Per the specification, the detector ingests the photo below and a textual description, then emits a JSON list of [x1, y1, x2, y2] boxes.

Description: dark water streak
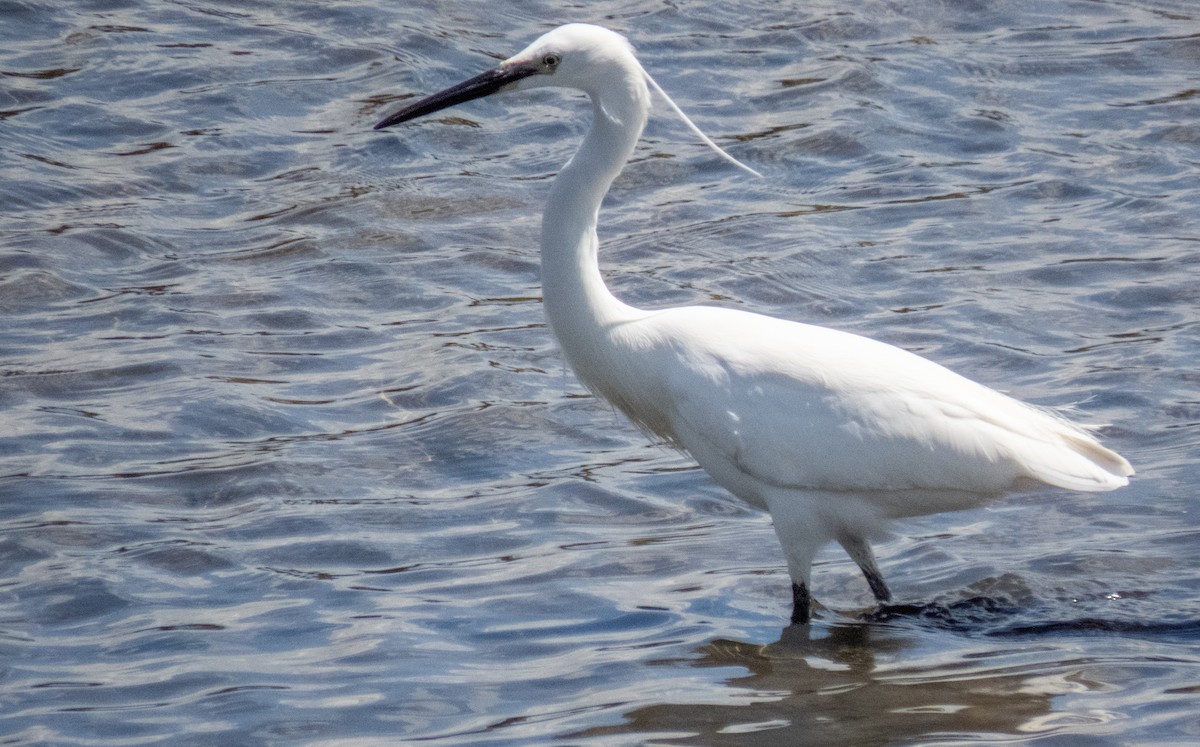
[[1, 0, 1198, 744]]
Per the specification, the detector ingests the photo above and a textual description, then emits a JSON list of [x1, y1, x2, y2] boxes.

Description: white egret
[[374, 24, 1133, 624]]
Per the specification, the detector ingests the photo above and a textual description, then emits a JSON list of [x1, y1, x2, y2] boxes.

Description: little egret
[[374, 24, 1133, 624]]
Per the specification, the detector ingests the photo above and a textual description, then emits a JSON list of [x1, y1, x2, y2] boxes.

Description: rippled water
[[2, 0, 1199, 744]]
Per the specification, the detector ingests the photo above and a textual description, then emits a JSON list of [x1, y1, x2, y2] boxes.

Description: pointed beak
[[374, 63, 541, 130]]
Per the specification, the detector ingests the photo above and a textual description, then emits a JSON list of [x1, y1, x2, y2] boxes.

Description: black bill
[[374, 63, 540, 130]]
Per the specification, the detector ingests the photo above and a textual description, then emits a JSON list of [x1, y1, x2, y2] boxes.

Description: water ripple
[[1, 1, 1197, 744]]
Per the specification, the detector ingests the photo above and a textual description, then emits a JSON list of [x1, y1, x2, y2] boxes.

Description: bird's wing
[[655, 307, 1131, 495]]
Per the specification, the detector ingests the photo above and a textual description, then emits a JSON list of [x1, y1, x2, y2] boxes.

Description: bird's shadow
[[857, 593, 1024, 632], [857, 587, 1200, 641]]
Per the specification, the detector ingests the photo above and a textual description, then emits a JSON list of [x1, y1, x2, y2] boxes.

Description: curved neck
[[540, 83, 648, 350]]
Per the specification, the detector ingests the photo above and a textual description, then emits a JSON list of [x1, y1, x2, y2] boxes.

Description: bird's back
[[606, 305, 1131, 501]]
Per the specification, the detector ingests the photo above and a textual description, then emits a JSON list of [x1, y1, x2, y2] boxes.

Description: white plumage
[[375, 23, 1132, 623]]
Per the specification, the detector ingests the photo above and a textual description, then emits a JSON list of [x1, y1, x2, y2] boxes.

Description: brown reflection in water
[[576, 624, 1051, 746]]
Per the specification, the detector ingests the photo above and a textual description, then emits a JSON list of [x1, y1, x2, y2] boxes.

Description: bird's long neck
[[540, 84, 649, 385]]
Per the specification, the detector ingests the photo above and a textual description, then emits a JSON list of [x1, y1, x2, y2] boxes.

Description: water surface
[[2, 0, 1199, 744]]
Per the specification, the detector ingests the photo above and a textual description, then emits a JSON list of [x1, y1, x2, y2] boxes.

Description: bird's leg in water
[[791, 581, 811, 624], [840, 535, 893, 604], [863, 567, 891, 604]]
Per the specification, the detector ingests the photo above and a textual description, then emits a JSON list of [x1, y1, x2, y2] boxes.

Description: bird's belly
[[674, 425, 770, 511], [675, 408, 1005, 520]]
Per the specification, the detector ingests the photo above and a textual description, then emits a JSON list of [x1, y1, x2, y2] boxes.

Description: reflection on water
[[2, 0, 1199, 744], [587, 614, 1200, 746], [583, 624, 1055, 745]]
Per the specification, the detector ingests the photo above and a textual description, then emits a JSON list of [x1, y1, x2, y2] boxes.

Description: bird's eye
[[542, 53, 561, 68]]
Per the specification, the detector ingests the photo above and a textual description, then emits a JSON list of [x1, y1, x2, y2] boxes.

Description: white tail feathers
[[1012, 420, 1133, 493], [1051, 430, 1134, 491]]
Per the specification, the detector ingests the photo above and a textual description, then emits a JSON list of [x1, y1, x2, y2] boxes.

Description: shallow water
[[2, 0, 1198, 744]]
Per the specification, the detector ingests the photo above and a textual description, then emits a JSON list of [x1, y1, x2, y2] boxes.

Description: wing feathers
[[649, 307, 1131, 496]]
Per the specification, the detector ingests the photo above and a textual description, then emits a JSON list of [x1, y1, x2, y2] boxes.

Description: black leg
[[791, 581, 811, 624], [862, 566, 892, 603], [839, 535, 893, 604]]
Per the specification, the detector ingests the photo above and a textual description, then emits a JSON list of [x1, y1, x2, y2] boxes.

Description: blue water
[[2, 0, 1198, 744]]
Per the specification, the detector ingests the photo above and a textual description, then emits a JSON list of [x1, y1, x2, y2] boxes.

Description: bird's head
[[373, 24, 761, 177], [505, 24, 641, 96], [374, 24, 639, 130]]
